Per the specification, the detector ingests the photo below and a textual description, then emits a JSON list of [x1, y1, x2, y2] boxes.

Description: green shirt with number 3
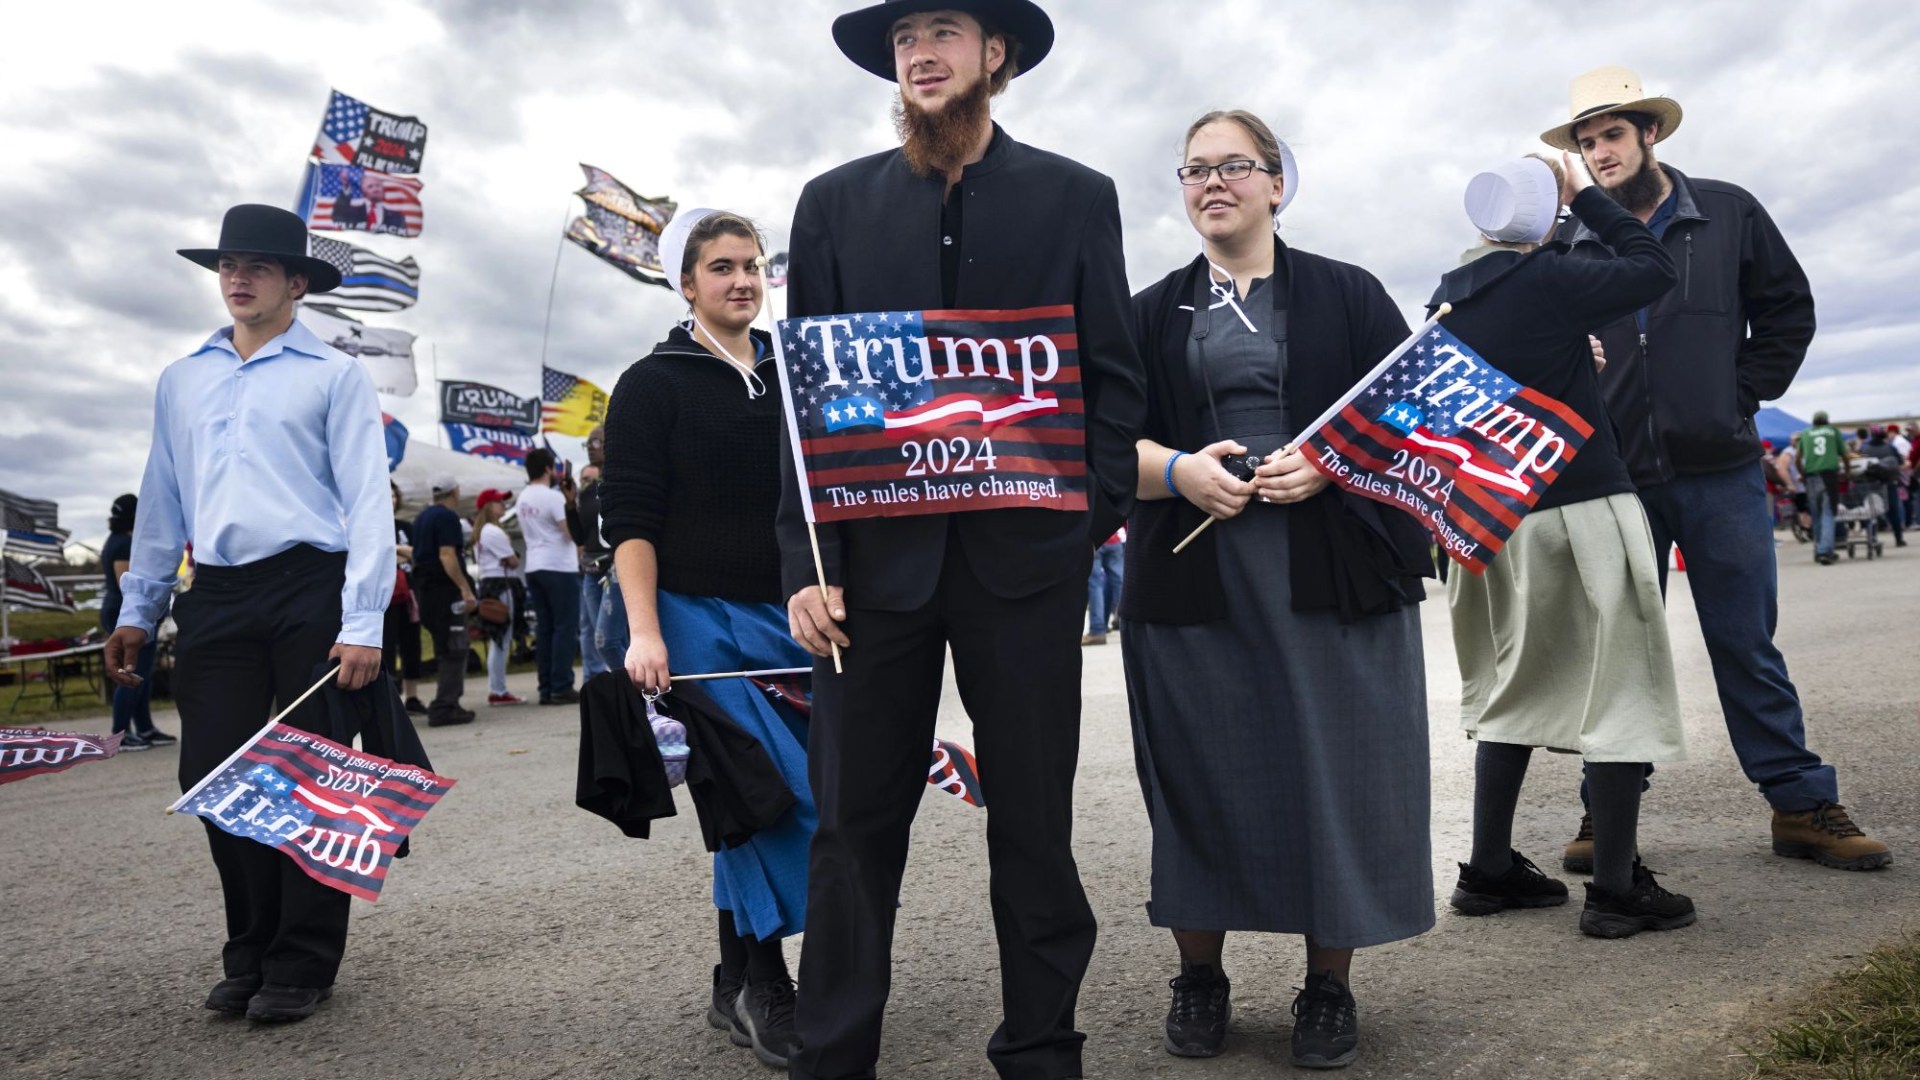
[[1797, 424, 1844, 474]]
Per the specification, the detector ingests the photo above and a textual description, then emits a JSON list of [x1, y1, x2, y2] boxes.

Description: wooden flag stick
[[1171, 303, 1453, 556], [167, 663, 341, 815], [669, 666, 813, 683], [807, 521, 843, 674]]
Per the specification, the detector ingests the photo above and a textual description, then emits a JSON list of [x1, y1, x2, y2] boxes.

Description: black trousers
[[382, 595, 422, 682], [173, 545, 353, 989], [791, 540, 1096, 1080], [416, 577, 470, 719]]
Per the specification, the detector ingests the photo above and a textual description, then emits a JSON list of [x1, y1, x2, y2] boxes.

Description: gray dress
[[1122, 275, 1434, 948]]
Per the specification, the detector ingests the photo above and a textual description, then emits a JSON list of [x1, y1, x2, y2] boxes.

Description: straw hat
[[1540, 65, 1683, 152]]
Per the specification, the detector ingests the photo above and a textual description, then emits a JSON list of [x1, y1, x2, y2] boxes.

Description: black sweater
[[1124, 240, 1434, 626], [598, 326, 785, 604], [1427, 186, 1677, 512]]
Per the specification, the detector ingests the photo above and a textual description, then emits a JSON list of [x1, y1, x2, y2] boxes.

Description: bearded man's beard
[[893, 71, 993, 177], [1601, 150, 1666, 214]]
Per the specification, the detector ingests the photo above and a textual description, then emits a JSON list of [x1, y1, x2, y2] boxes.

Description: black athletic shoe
[[427, 708, 475, 727], [245, 983, 332, 1022], [1163, 965, 1231, 1058], [1579, 861, 1697, 939], [1450, 850, 1570, 915], [735, 975, 798, 1068], [139, 728, 178, 747], [707, 965, 750, 1048], [539, 690, 580, 706], [404, 696, 429, 715], [203, 973, 262, 1014], [117, 731, 152, 752], [1291, 972, 1359, 1069]]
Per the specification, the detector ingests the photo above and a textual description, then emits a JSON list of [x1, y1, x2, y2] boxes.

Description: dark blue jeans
[[111, 639, 158, 735], [1086, 542, 1124, 633], [1586, 462, 1838, 812], [527, 570, 581, 697]]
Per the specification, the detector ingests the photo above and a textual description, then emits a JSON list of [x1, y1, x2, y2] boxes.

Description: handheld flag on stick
[[540, 366, 610, 436], [0, 728, 123, 784], [170, 667, 456, 902], [740, 673, 983, 807]]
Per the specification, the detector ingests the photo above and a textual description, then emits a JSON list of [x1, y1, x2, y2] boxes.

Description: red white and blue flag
[[747, 676, 984, 808], [0, 727, 123, 785], [774, 305, 1085, 521], [311, 89, 428, 174], [1301, 322, 1592, 573], [298, 164, 424, 238], [173, 724, 455, 902], [443, 423, 538, 468]]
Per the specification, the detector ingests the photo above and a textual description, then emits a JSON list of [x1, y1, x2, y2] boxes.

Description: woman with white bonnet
[[596, 208, 815, 1067], [1431, 153, 1694, 938], [1123, 109, 1438, 1070]]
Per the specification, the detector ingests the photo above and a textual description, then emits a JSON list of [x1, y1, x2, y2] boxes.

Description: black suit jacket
[[776, 125, 1147, 611]]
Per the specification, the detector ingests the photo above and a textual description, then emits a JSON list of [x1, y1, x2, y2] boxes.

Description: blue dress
[[656, 589, 814, 941]]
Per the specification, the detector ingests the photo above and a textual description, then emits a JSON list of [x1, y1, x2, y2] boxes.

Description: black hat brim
[[833, 0, 1054, 82], [177, 248, 343, 294]]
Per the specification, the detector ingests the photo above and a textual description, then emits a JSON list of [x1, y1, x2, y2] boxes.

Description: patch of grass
[[1745, 933, 1920, 1080]]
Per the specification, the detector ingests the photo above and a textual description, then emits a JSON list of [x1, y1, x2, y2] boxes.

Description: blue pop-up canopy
[[1754, 406, 1809, 447]]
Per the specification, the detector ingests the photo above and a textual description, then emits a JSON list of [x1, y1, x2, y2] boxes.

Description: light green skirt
[[1448, 493, 1685, 763]]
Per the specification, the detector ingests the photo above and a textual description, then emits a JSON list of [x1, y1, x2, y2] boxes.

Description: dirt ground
[[3, 537, 1915, 1079]]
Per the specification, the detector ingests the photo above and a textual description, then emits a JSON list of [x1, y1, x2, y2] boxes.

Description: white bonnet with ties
[[657, 206, 719, 291], [1464, 158, 1559, 245]]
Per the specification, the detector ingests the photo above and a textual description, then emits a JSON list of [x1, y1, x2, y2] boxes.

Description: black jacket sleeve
[[776, 180, 845, 599], [1544, 187, 1678, 332], [1734, 193, 1815, 412], [599, 364, 675, 549], [1076, 177, 1148, 545]]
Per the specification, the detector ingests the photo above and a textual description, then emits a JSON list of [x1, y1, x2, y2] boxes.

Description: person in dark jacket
[[100, 494, 177, 749], [599, 208, 814, 1070], [1434, 154, 1696, 940], [773, 3, 1146, 1078], [1544, 65, 1890, 872], [1123, 109, 1432, 1071]]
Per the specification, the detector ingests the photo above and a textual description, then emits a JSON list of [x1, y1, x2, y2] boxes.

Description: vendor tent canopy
[[1755, 407, 1809, 448], [389, 440, 526, 515]]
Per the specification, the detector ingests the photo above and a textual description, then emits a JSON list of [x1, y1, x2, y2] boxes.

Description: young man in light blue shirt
[[103, 204, 395, 1023]]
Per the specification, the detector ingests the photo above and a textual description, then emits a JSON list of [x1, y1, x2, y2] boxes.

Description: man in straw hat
[[1544, 68, 1891, 874], [103, 203, 396, 1022], [775, 2, 1145, 1076]]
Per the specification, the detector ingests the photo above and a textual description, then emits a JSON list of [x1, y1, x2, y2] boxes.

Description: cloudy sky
[[3, 0, 1915, 551]]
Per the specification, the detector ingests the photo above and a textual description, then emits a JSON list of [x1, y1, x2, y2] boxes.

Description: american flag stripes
[[308, 236, 420, 312], [298, 164, 424, 238], [1301, 321, 1592, 572], [774, 306, 1087, 522], [0, 728, 123, 785], [311, 89, 428, 174], [175, 723, 455, 902]]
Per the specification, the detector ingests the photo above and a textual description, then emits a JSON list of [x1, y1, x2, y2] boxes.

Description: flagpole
[[537, 197, 573, 391], [669, 666, 812, 683], [166, 664, 341, 814], [432, 344, 444, 448], [1173, 304, 1452, 555]]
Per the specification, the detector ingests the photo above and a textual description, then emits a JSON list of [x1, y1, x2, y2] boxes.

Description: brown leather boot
[[1771, 803, 1893, 870], [1562, 812, 1594, 874]]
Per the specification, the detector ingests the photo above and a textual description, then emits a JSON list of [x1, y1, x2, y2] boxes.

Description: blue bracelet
[[1165, 451, 1187, 497]]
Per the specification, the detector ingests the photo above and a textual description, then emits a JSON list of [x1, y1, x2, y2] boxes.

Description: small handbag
[[475, 597, 511, 625]]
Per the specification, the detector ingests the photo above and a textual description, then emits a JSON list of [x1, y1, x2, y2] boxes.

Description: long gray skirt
[[1123, 497, 1434, 948]]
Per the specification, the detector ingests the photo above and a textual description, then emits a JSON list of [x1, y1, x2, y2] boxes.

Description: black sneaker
[[427, 708, 475, 727], [734, 975, 798, 1068], [139, 728, 178, 747], [404, 696, 429, 715], [1579, 861, 1696, 939], [117, 732, 152, 752], [1163, 964, 1231, 1057], [203, 973, 262, 1014], [1290, 972, 1358, 1070], [540, 689, 581, 706], [707, 966, 750, 1048], [1450, 850, 1570, 915]]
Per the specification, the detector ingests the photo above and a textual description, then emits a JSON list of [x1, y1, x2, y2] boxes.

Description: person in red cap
[[473, 488, 524, 705]]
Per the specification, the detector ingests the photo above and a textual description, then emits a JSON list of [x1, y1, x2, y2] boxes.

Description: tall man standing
[[1546, 67, 1891, 871], [777, 4, 1145, 1078], [412, 476, 477, 727], [518, 447, 582, 705], [103, 204, 394, 1021]]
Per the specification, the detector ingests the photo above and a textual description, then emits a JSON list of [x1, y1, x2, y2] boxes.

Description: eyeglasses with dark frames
[[1176, 159, 1276, 186]]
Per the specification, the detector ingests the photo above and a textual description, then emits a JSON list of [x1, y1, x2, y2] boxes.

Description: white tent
[[389, 441, 526, 514]]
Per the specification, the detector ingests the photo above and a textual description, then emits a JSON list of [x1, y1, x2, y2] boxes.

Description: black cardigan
[[1122, 240, 1433, 626]]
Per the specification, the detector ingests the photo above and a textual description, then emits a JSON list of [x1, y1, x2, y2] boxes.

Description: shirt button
[[942, 236, 953, 246], [229, 411, 237, 419], [235, 371, 243, 378]]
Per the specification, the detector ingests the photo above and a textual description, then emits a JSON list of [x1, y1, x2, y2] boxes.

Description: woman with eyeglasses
[[597, 208, 813, 1070], [1121, 110, 1436, 1070]]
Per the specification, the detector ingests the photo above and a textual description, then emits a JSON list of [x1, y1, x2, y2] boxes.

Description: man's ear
[[1644, 123, 1659, 147], [289, 272, 309, 301], [984, 33, 1006, 76]]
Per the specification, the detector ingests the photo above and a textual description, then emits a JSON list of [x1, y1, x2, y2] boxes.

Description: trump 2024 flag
[[0, 728, 122, 784], [1301, 322, 1592, 573], [173, 724, 454, 902], [774, 306, 1086, 521]]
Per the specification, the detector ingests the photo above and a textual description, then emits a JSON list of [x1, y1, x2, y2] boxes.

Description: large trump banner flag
[[1299, 317, 1593, 573], [774, 305, 1086, 522]]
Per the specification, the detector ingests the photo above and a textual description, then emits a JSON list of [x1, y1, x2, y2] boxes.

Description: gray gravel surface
[[3, 539, 1915, 1079]]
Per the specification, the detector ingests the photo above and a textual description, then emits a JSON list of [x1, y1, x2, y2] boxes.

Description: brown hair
[[978, 19, 1021, 95], [1526, 152, 1566, 193], [679, 211, 765, 282], [1183, 109, 1284, 174]]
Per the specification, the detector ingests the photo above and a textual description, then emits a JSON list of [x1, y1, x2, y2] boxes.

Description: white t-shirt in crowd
[[475, 521, 517, 580], [517, 481, 579, 574]]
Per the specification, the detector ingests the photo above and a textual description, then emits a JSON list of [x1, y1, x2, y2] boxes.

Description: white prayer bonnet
[[1273, 138, 1300, 219], [657, 206, 720, 294], [1464, 158, 1558, 245]]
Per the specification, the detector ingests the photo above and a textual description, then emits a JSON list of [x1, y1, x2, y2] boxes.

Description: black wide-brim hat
[[177, 203, 343, 293], [833, 0, 1054, 81]]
